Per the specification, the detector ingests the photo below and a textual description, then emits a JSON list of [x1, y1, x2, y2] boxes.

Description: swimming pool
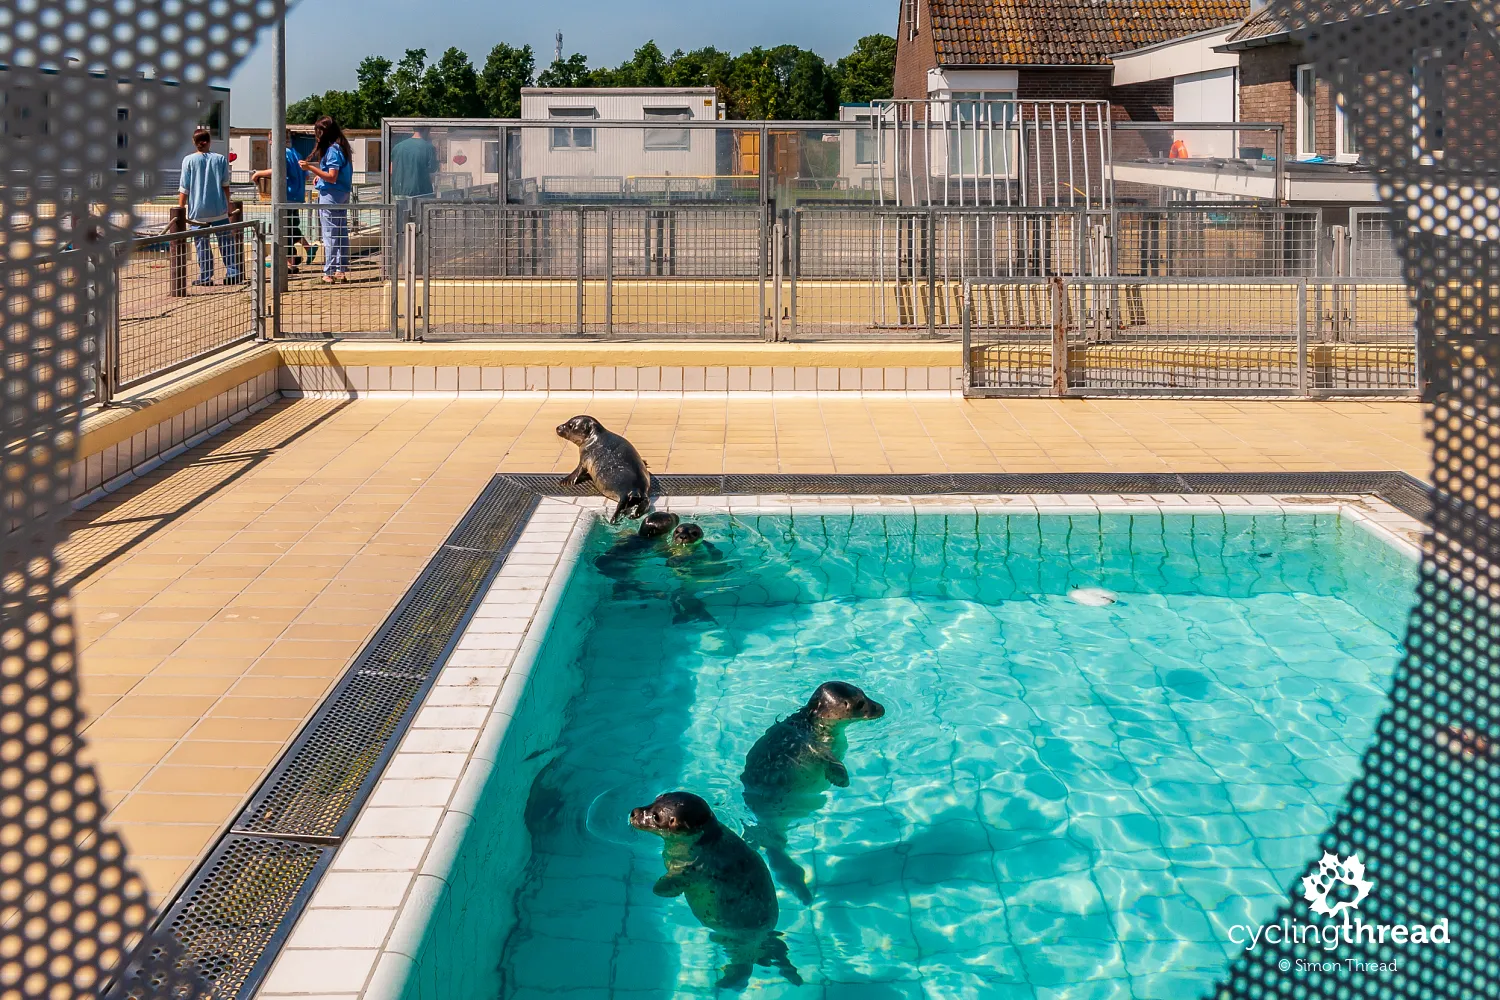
[[393, 506, 1417, 999]]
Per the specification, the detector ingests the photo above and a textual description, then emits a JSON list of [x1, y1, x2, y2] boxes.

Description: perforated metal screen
[[0, 4, 283, 998], [1, 1, 1492, 999], [1213, 0, 1498, 995]]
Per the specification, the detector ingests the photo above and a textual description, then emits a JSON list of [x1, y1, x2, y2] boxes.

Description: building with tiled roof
[[893, 0, 1251, 107]]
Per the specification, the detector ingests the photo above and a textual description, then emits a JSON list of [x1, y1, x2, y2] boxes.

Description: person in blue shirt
[[177, 126, 242, 286], [250, 130, 312, 272], [300, 115, 353, 283]]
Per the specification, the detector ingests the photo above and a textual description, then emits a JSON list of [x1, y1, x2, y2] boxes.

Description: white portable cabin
[[518, 87, 720, 199]]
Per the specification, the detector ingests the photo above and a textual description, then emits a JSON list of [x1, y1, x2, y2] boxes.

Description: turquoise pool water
[[437, 512, 1417, 999]]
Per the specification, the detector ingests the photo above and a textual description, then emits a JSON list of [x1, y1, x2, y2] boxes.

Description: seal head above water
[[630, 791, 802, 990], [556, 415, 652, 524], [740, 682, 887, 902]]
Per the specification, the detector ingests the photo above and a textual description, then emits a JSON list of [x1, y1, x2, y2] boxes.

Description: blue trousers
[[319, 193, 350, 274], [191, 223, 242, 284]]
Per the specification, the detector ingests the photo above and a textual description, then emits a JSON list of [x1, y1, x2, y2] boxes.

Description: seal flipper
[[610, 494, 649, 524], [716, 960, 753, 992], [760, 934, 803, 987], [745, 824, 812, 904], [652, 873, 688, 897], [671, 594, 717, 626], [824, 758, 851, 788], [561, 463, 592, 488]]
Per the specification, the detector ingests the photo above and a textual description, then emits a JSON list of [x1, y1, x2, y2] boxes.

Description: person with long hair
[[300, 115, 353, 283]]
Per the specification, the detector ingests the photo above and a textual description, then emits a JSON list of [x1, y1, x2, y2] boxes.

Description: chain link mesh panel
[[1, 3, 282, 997], [1214, 0, 1496, 996]]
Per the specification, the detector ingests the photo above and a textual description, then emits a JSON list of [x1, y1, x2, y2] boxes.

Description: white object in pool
[[1069, 587, 1118, 607]]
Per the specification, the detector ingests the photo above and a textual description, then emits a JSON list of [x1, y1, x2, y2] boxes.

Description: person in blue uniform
[[250, 130, 311, 271], [300, 116, 353, 282], [177, 126, 242, 285]]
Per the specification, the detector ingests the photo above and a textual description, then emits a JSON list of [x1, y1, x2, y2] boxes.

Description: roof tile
[[929, 0, 1252, 65]]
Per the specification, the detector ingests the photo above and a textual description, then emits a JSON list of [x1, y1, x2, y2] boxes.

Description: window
[[201, 99, 225, 141], [904, 0, 919, 39], [947, 91, 1016, 176], [853, 114, 879, 165], [483, 140, 501, 174], [643, 107, 692, 151], [549, 107, 596, 150], [1295, 64, 1317, 158], [366, 139, 382, 173], [1335, 93, 1357, 162], [1413, 56, 1447, 160]]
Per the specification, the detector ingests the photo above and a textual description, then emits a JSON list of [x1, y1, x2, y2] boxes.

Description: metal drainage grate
[[112, 476, 537, 999], [123, 470, 1428, 1000], [108, 836, 332, 1000]]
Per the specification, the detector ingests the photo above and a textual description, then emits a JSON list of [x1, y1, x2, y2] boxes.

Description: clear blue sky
[[227, 0, 892, 126]]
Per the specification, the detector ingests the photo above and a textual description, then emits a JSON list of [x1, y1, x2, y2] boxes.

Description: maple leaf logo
[[1301, 852, 1374, 917]]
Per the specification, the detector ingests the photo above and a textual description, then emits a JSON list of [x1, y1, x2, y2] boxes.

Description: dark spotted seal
[[556, 415, 651, 524], [740, 682, 887, 903], [630, 791, 802, 990]]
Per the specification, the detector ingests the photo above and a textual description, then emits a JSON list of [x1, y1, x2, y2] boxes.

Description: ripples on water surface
[[498, 512, 1416, 998]]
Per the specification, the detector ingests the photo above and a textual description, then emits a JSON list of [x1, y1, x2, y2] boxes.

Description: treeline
[[287, 36, 897, 127]]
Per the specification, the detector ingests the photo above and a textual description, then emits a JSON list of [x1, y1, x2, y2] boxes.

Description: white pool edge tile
[[254, 492, 1424, 999]]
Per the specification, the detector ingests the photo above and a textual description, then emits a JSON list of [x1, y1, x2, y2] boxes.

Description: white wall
[[1111, 29, 1238, 85], [1174, 69, 1238, 158], [517, 89, 718, 196]]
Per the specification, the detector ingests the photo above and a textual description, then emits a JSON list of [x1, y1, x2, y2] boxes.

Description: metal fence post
[[1051, 275, 1068, 396], [961, 279, 971, 396], [758, 207, 768, 342], [253, 224, 267, 341], [926, 209, 937, 339], [422, 204, 432, 341], [604, 208, 614, 338], [772, 217, 784, 342], [788, 209, 798, 340], [577, 207, 586, 336], [98, 255, 116, 408], [403, 222, 417, 342], [1297, 279, 1309, 395]]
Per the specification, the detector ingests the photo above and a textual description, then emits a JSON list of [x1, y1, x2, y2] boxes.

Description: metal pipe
[[1065, 103, 1076, 209], [1049, 104, 1060, 206], [270, 1, 286, 334]]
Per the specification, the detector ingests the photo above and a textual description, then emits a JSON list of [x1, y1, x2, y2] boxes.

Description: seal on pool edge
[[556, 414, 651, 524], [630, 791, 803, 990], [740, 681, 887, 903]]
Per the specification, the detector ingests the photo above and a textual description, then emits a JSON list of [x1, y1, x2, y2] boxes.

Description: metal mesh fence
[[421, 203, 766, 338], [114, 222, 262, 389], [964, 276, 1417, 396], [1113, 207, 1321, 277], [1351, 208, 1403, 278], [275, 203, 395, 337]]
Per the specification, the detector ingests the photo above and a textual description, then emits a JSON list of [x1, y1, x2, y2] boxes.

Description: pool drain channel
[[108, 471, 1429, 1000]]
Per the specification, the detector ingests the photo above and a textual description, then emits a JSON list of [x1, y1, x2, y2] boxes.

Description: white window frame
[[1335, 94, 1358, 163], [1295, 64, 1317, 159], [905, 0, 919, 40], [943, 90, 1018, 178], [853, 114, 879, 165], [548, 107, 596, 151], [643, 107, 692, 151]]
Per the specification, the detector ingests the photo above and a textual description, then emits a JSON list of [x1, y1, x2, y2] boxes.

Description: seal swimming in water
[[630, 791, 802, 991], [593, 512, 680, 588], [556, 415, 651, 524], [740, 681, 887, 903]]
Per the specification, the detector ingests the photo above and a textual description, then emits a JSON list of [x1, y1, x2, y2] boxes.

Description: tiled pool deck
[[62, 395, 1426, 904]]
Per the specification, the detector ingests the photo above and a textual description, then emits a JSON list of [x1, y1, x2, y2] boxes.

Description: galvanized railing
[[84, 204, 1416, 401], [97, 220, 266, 405], [961, 275, 1417, 397]]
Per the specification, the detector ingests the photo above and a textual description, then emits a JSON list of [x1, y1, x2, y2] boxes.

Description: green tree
[[424, 47, 483, 117], [786, 49, 838, 120], [355, 55, 395, 125], [836, 34, 897, 105], [391, 48, 430, 116], [537, 52, 590, 88], [479, 43, 534, 117], [287, 89, 365, 126]]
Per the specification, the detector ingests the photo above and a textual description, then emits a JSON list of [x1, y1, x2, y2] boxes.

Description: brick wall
[[893, 0, 938, 101]]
